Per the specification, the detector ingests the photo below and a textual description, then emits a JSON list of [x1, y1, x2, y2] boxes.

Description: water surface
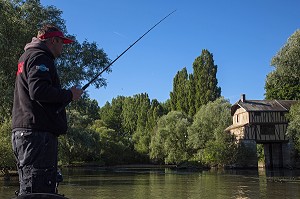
[[1, 167, 300, 199]]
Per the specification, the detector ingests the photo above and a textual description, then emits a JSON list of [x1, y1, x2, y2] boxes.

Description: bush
[[0, 119, 15, 170]]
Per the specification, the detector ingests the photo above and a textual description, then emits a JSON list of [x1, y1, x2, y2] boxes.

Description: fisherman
[[11, 24, 83, 196]]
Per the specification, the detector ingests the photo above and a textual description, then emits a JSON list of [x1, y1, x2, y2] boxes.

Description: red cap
[[38, 31, 74, 44]]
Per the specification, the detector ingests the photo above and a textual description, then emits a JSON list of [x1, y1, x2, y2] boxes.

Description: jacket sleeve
[[27, 55, 73, 103]]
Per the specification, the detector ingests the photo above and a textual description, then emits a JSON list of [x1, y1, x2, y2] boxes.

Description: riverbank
[[0, 161, 260, 179], [60, 160, 211, 170]]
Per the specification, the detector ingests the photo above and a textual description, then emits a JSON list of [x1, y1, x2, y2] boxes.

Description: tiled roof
[[231, 99, 297, 116]]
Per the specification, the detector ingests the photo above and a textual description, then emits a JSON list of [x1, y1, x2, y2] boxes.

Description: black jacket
[[12, 38, 73, 136]]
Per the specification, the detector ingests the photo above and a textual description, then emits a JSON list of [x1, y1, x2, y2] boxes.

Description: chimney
[[241, 94, 246, 102]]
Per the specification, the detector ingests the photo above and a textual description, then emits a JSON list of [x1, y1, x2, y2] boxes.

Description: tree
[[57, 40, 110, 89], [0, 0, 111, 166], [187, 97, 234, 166], [188, 73, 196, 116], [132, 94, 151, 154], [0, 119, 15, 170], [0, 0, 110, 118], [150, 111, 192, 164], [169, 50, 221, 117], [265, 29, 300, 100], [133, 98, 164, 155], [70, 93, 100, 124], [59, 109, 101, 164], [287, 102, 300, 152], [121, 96, 137, 139], [99, 96, 124, 133], [160, 99, 171, 114], [170, 68, 190, 114], [192, 49, 221, 112], [0, 0, 67, 118]]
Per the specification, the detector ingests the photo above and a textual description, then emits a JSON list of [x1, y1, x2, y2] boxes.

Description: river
[[1, 167, 300, 199]]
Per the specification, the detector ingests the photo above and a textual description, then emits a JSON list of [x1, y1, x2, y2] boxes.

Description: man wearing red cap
[[11, 24, 83, 196]]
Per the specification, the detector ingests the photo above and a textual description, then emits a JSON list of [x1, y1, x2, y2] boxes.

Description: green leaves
[[98, 94, 167, 162], [0, 119, 15, 169], [187, 97, 233, 166], [150, 111, 191, 164], [0, 0, 110, 165], [0, 1, 110, 118], [170, 49, 221, 117], [57, 40, 110, 89], [287, 102, 300, 152], [265, 30, 300, 100]]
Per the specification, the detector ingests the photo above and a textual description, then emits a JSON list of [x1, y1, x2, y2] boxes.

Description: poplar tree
[[132, 93, 151, 154], [188, 73, 196, 116], [170, 67, 190, 114], [99, 96, 124, 134], [192, 49, 221, 112]]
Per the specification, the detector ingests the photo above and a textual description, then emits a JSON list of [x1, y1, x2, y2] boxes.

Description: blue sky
[[41, 0, 300, 107]]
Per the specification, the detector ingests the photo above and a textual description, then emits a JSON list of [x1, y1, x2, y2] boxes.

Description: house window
[[236, 115, 239, 123], [260, 125, 275, 135]]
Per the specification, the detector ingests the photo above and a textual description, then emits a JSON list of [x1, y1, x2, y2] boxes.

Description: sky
[[40, 0, 300, 107]]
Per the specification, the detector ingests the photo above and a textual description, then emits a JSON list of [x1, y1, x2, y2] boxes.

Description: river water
[[1, 167, 300, 199]]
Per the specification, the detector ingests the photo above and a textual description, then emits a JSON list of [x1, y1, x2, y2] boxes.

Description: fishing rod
[[56, 10, 176, 114]]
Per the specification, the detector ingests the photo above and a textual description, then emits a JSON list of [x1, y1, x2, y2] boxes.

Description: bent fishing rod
[[57, 10, 176, 114]]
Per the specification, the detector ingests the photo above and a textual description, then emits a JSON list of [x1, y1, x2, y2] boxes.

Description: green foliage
[[134, 99, 165, 155], [68, 93, 100, 125], [150, 111, 192, 164], [98, 94, 168, 164], [188, 74, 196, 116], [160, 99, 171, 114], [59, 110, 101, 164], [131, 93, 151, 154], [256, 144, 265, 163], [187, 97, 233, 166], [170, 68, 190, 114], [192, 49, 221, 112], [99, 96, 124, 133], [0, 0, 110, 166], [122, 96, 139, 136], [287, 102, 300, 152], [170, 49, 221, 117], [89, 119, 135, 165], [57, 40, 110, 89], [200, 137, 236, 166], [0, 119, 15, 169], [0, 0, 66, 118], [0, 0, 110, 118], [265, 30, 300, 100]]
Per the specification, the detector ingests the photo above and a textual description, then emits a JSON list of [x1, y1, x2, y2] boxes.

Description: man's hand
[[70, 86, 83, 100]]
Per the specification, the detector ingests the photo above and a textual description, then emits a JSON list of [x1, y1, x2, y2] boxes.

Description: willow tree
[[265, 30, 300, 100], [150, 111, 192, 164], [187, 97, 234, 166]]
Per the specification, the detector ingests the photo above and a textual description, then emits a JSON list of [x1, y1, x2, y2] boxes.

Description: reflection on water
[[1, 167, 300, 199]]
